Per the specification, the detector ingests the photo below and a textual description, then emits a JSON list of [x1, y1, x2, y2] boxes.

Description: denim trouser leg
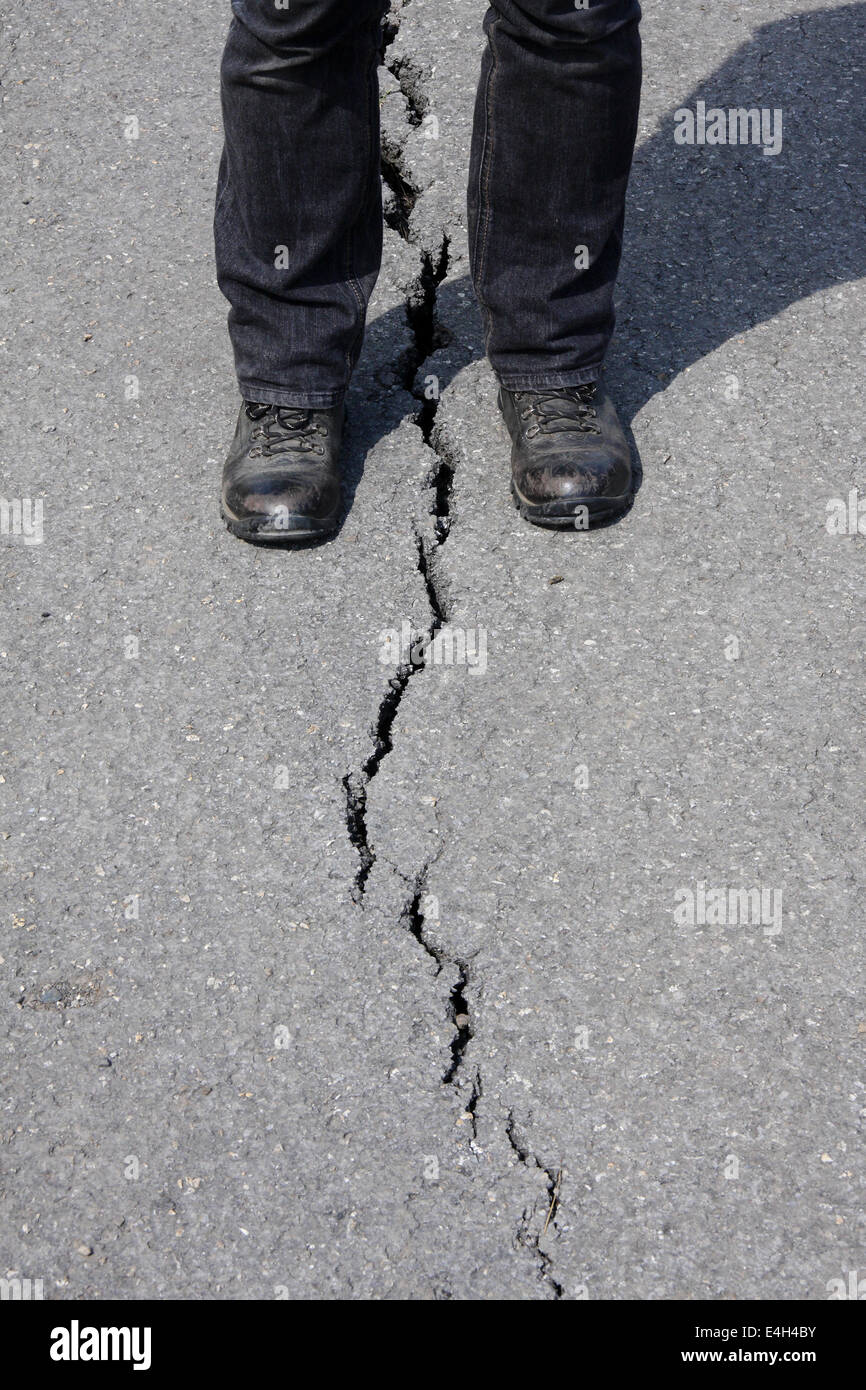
[[468, 0, 643, 388], [215, 0, 388, 408], [215, 0, 642, 403]]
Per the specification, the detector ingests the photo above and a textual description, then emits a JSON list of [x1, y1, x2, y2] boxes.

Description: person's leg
[[215, 0, 389, 409], [467, 0, 642, 528], [216, 0, 388, 542], [468, 0, 642, 388]]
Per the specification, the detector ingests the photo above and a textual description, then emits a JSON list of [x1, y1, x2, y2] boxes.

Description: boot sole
[[510, 480, 633, 529], [220, 504, 338, 543]]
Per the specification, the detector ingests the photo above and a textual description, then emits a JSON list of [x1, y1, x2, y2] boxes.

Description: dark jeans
[[215, 0, 642, 409]]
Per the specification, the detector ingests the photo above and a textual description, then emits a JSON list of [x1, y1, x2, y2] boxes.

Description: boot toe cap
[[516, 452, 630, 505]]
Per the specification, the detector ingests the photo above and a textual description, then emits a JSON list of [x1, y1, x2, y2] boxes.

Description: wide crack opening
[[401, 876, 476, 1092], [442, 967, 472, 1084], [343, 660, 413, 902], [381, 139, 417, 239]]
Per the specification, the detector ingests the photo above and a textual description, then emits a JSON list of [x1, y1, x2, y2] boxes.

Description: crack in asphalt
[[381, 138, 417, 240], [400, 873, 476, 1088], [343, 665, 413, 902], [340, 236, 450, 905], [506, 1111, 565, 1299], [386, 53, 430, 129], [344, 6, 565, 1296], [343, 18, 452, 906]]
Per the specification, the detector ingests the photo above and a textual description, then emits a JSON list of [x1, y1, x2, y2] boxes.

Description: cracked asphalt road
[[1, 0, 865, 1300]]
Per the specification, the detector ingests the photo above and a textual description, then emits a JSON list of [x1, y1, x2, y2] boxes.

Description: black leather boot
[[221, 401, 344, 542], [499, 382, 632, 527]]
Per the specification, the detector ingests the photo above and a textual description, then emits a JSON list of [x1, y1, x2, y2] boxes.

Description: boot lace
[[515, 385, 602, 437], [245, 402, 328, 458]]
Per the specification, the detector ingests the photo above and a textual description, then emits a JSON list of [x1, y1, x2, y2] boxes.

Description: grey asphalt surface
[[1, 0, 864, 1300]]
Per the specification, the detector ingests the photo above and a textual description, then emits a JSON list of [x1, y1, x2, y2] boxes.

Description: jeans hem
[[495, 364, 604, 390], [238, 383, 346, 410]]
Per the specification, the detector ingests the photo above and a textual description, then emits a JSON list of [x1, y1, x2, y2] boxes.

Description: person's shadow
[[339, 3, 866, 528]]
